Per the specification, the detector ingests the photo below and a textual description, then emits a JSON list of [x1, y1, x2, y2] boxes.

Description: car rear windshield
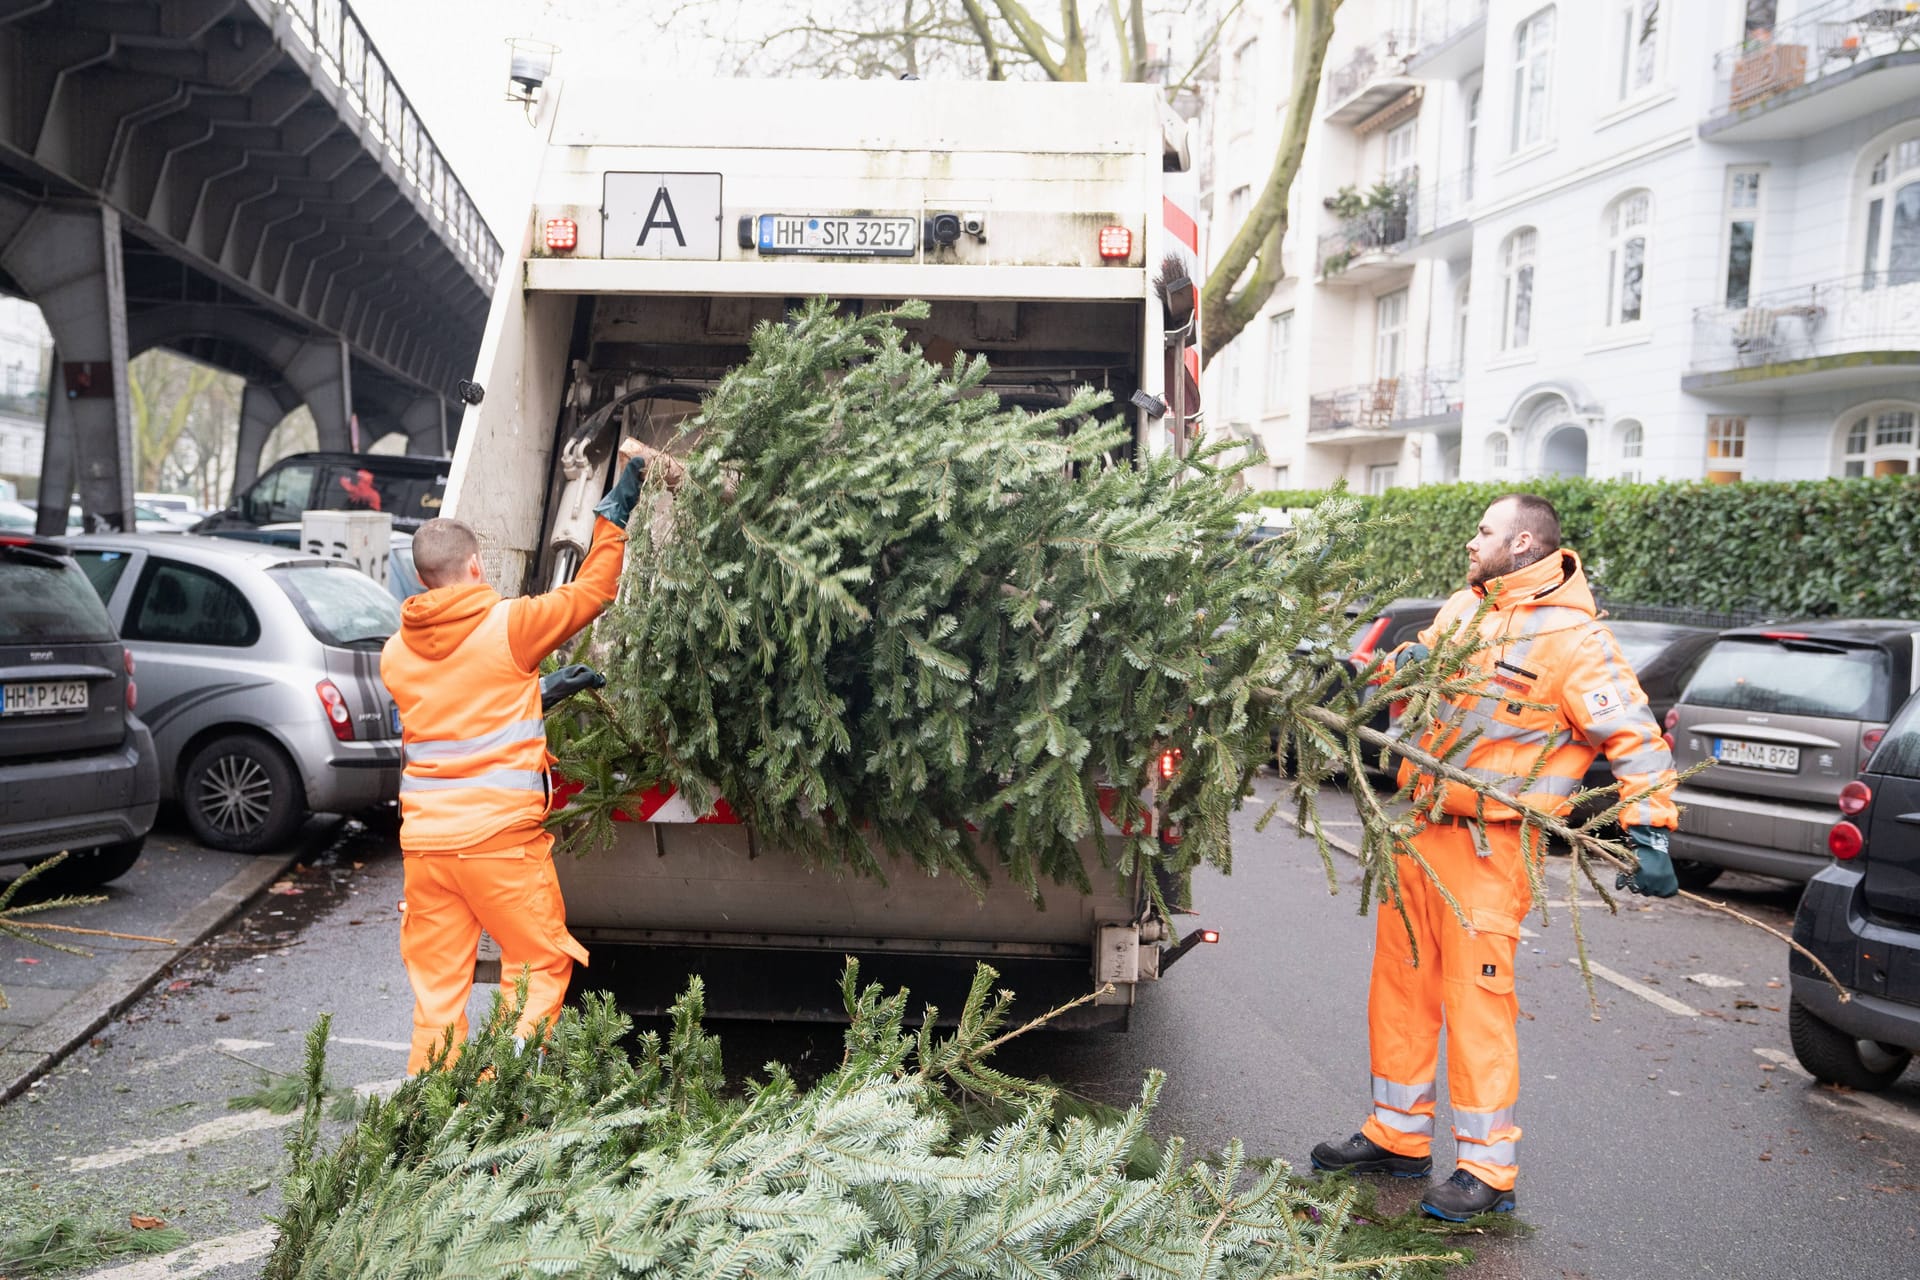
[[272, 564, 401, 650], [1610, 624, 1700, 671], [1683, 637, 1894, 720], [0, 546, 117, 643]]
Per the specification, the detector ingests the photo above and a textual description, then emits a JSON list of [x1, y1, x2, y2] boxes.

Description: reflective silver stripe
[[1453, 1107, 1517, 1141], [399, 768, 546, 794], [1371, 1105, 1434, 1136], [1457, 1139, 1518, 1167], [1464, 767, 1580, 799], [1372, 1075, 1436, 1111], [1609, 745, 1672, 777], [405, 718, 547, 765]]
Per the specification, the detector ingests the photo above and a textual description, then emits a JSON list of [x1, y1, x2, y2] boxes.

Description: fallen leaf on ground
[[129, 1213, 166, 1229], [15, 957, 40, 965], [166, 979, 192, 992], [267, 881, 304, 896]]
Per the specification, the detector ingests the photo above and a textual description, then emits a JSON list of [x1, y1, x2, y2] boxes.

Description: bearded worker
[[1310, 492, 1680, 1220]]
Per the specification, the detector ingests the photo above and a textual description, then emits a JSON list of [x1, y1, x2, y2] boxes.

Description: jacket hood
[[1476, 548, 1595, 616], [397, 583, 500, 660]]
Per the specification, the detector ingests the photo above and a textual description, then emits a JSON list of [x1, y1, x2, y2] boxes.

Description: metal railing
[[1308, 367, 1462, 434], [1415, 0, 1490, 55], [268, 0, 504, 284], [1316, 172, 1417, 274], [1325, 30, 1419, 107], [1406, 167, 1473, 240], [1690, 275, 1920, 374], [1710, 0, 1920, 118]]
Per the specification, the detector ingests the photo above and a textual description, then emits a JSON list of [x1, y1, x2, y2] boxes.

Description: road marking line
[[332, 1036, 411, 1052], [1756, 1048, 1920, 1136], [1754, 1047, 1812, 1079], [133, 1039, 275, 1075], [355, 1076, 409, 1099], [68, 1110, 298, 1171], [1578, 959, 1699, 1017], [78, 1225, 277, 1279]]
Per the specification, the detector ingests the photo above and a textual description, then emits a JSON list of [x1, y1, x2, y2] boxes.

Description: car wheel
[[1789, 998, 1912, 1092], [182, 733, 305, 854], [1672, 858, 1723, 892]]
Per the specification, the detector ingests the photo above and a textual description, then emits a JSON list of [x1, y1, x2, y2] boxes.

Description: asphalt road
[[3, 781, 1918, 1279]]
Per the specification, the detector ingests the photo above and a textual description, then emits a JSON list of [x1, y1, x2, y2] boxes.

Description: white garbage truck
[[448, 77, 1209, 1028]]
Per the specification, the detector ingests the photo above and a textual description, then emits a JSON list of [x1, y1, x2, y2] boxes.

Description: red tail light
[[1838, 780, 1872, 816], [1828, 820, 1864, 859], [316, 679, 354, 742], [1663, 707, 1679, 732], [1662, 732, 1675, 749], [1760, 631, 1809, 641], [1861, 726, 1886, 757], [1097, 225, 1133, 259], [544, 217, 578, 252], [124, 648, 136, 711], [1348, 616, 1391, 665], [1159, 748, 1181, 781]]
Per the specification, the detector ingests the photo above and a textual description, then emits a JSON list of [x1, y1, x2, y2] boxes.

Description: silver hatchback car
[[64, 534, 403, 853]]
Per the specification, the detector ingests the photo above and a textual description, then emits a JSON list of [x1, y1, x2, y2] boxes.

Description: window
[[1375, 289, 1408, 379], [1705, 415, 1746, 483], [1455, 278, 1472, 365], [1464, 84, 1481, 201], [1861, 133, 1920, 288], [1385, 120, 1417, 181], [126, 560, 260, 647], [1614, 0, 1662, 101], [1228, 184, 1252, 231], [1839, 406, 1919, 477], [1500, 228, 1537, 350], [1486, 431, 1510, 472], [1270, 465, 1291, 489], [1604, 190, 1651, 327], [1232, 39, 1260, 135], [1724, 167, 1763, 308], [1265, 311, 1292, 410], [1615, 419, 1645, 481], [1367, 462, 1398, 494], [70, 548, 133, 602], [1686, 637, 1892, 721], [1870, 686, 1920, 779], [0, 549, 115, 643], [1216, 347, 1241, 422], [272, 564, 401, 648], [240, 461, 316, 525], [1510, 7, 1555, 153]]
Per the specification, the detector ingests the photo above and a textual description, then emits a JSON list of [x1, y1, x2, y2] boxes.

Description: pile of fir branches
[[266, 966, 1470, 1280]]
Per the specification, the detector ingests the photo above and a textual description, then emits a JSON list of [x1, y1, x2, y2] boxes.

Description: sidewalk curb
[[1, 849, 302, 1103]]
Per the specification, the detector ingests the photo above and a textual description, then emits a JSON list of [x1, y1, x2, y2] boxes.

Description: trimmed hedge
[[1246, 476, 1920, 619]]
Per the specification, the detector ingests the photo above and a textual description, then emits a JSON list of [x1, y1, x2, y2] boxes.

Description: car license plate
[[756, 214, 917, 257], [2, 680, 88, 716], [1713, 737, 1800, 771]]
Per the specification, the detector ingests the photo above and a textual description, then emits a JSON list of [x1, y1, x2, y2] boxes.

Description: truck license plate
[[2, 680, 88, 715], [756, 215, 917, 257], [1713, 737, 1799, 771]]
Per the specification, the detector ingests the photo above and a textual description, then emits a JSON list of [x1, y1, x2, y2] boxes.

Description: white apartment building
[[1203, 0, 1920, 491], [0, 295, 51, 492]]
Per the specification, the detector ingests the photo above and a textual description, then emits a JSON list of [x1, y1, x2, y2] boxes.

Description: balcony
[[1308, 368, 1463, 442], [1316, 175, 1416, 286], [1401, 169, 1474, 260], [1324, 31, 1421, 125], [1684, 276, 1920, 396], [1407, 0, 1489, 81], [1704, 0, 1920, 142]]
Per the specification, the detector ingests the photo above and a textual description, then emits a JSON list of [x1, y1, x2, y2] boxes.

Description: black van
[[193, 452, 449, 537]]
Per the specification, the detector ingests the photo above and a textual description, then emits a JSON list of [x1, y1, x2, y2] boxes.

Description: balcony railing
[[1308, 368, 1462, 435], [1406, 168, 1473, 241], [1325, 30, 1418, 108], [1415, 0, 1490, 56], [1317, 174, 1417, 276], [1710, 0, 1920, 118], [268, 0, 504, 284], [1690, 275, 1920, 375]]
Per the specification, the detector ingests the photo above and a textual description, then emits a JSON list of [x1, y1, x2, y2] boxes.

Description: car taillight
[[1662, 732, 1675, 749], [124, 648, 136, 711], [1829, 820, 1864, 859], [1838, 780, 1872, 816], [316, 679, 354, 741], [1663, 707, 1679, 732], [1097, 224, 1132, 260], [1348, 616, 1391, 665], [1159, 748, 1181, 781], [1861, 726, 1886, 757], [544, 216, 578, 252]]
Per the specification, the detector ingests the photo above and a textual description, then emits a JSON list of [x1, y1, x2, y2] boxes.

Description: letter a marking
[[638, 184, 686, 248]]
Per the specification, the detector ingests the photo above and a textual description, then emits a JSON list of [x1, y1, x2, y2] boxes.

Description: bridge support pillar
[[0, 204, 134, 532], [231, 382, 301, 502], [283, 336, 354, 454], [401, 396, 449, 457]]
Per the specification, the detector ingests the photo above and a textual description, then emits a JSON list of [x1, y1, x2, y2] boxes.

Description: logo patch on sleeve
[[1482, 963, 1498, 977], [1582, 685, 1625, 722]]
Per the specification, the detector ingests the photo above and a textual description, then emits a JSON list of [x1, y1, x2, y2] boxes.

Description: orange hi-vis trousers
[[1360, 818, 1534, 1191], [397, 834, 589, 1074]]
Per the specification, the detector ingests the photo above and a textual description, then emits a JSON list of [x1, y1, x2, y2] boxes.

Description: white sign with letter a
[[603, 172, 723, 260]]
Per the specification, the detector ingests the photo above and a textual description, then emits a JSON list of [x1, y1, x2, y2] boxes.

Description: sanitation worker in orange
[[381, 437, 679, 1073], [1310, 492, 1680, 1220]]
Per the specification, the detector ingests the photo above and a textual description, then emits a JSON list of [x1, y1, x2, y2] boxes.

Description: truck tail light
[[1829, 820, 1863, 859], [1097, 225, 1132, 259], [317, 679, 354, 741], [1159, 748, 1181, 781], [1838, 780, 1872, 816], [544, 217, 578, 253], [1348, 616, 1390, 666]]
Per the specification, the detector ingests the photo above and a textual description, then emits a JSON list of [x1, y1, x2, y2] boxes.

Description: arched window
[[1615, 419, 1644, 481], [1604, 190, 1651, 327], [1486, 431, 1510, 473], [1500, 228, 1537, 351], [1837, 404, 1919, 477], [1511, 7, 1555, 153], [1860, 131, 1920, 287]]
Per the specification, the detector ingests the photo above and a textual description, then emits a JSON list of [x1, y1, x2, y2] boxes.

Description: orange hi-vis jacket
[[381, 516, 629, 854], [1392, 549, 1679, 830]]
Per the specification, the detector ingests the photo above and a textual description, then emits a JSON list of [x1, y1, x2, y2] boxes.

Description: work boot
[[1419, 1168, 1517, 1221], [1309, 1132, 1432, 1178]]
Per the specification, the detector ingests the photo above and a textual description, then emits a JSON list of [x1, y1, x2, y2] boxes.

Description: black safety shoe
[[1309, 1132, 1432, 1178], [1419, 1168, 1517, 1221]]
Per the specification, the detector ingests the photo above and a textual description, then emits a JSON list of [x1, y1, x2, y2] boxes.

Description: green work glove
[[592, 456, 646, 528], [1617, 824, 1679, 898]]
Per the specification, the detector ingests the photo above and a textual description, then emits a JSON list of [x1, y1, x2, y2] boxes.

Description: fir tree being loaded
[[1310, 493, 1681, 1221]]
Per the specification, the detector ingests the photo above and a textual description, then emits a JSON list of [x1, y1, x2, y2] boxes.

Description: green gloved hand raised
[[592, 456, 646, 528], [1617, 824, 1679, 898]]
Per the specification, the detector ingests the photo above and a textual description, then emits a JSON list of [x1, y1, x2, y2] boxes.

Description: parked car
[[0, 532, 159, 890], [1788, 686, 1920, 1090], [192, 451, 449, 538], [1280, 597, 1448, 777], [137, 491, 209, 522], [201, 524, 426, 602], [1573, 619, 1720, 816], [62, 533, 404, 853], [0, 499, 35, 532], [1667, 620, 1920, 891]]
